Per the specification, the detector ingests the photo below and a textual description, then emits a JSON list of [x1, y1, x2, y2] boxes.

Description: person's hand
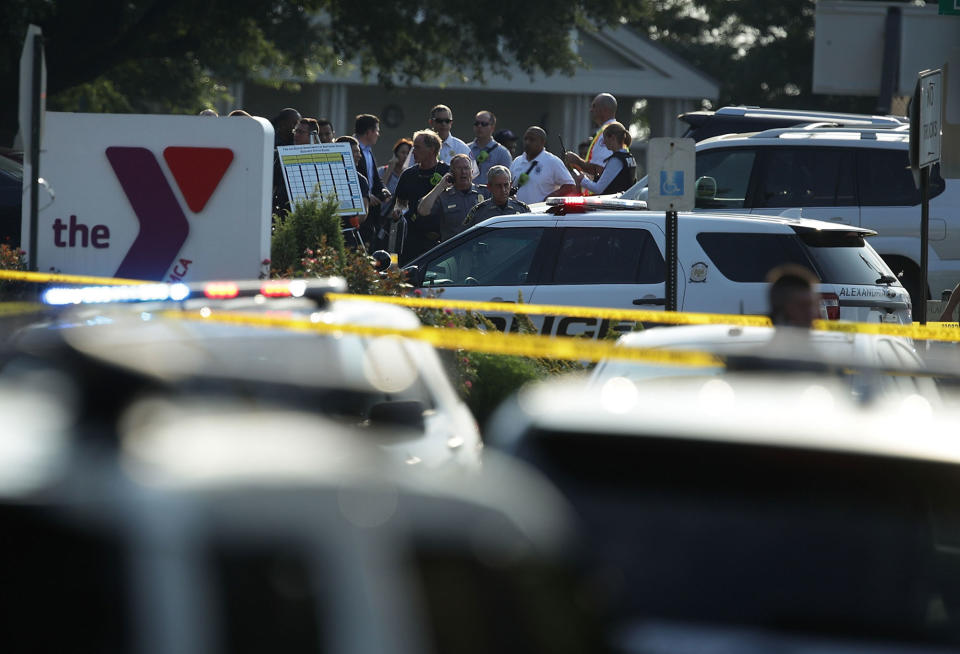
[[369, 193, 382, 207], [564, 151, 580, 168], [439, 173, 454, 191], [381, 188, 392, 201]]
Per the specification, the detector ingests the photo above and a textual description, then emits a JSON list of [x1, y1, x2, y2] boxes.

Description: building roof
[[310, 26, 719, 100]]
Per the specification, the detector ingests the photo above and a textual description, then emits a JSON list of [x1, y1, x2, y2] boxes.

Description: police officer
[[417, 154, 485, 242], [464, 166, 530, 228]]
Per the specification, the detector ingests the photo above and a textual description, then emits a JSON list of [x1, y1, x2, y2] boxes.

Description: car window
[[550, 228, 664, 285], [423, 227, 545, 287], [694, 148, 757, 209], [696, 232, 816, 282], [795, 229, 899, 286], [754, 147, 856, 208], [857, 149, 945, 206]]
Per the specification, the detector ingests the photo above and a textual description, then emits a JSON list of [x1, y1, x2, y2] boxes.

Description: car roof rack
[[748, 125, 909, 140]]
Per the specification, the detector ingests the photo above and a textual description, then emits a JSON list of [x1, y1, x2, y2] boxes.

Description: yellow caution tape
[[0, 302, 47, 317], [161, 309, 723, 368], [812, 319, 960, 343], [327, 292, 773, 327], [0, 270, 147, 286], [0, 269, 958, 343]]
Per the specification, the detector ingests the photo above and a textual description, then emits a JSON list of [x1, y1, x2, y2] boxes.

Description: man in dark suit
[[354, 114, 390, 246]]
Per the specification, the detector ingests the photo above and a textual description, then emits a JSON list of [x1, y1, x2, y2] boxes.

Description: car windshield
[[519, 430, 960, 646]]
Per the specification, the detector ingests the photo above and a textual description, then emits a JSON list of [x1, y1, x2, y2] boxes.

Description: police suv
[[404, 198, 912, 338]]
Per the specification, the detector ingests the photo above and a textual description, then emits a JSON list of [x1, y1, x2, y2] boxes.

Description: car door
[[749, 147, 860, 226], [527, 220, 681, 338], [415, 219, 555, 330]]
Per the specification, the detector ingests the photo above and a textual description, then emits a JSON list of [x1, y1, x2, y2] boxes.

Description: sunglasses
[[432, 117, 452, 124], [473, 121, 491, 127]]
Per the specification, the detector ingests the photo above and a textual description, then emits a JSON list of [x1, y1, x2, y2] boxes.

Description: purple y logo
[[106, 146, 233, 280]]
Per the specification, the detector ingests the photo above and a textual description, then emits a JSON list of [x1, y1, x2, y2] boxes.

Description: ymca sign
[[22, 113, 273, 281]]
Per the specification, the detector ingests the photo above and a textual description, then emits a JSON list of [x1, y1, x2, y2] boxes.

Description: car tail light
[[819, 292, 840, 320], [204, 282, 239, 299], [260, 281, 292, 297]]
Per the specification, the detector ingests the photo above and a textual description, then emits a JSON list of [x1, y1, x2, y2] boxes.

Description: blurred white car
[[487, 372, 960, 653], [588, 324, 939, 401], [11, 278, 481, 469]]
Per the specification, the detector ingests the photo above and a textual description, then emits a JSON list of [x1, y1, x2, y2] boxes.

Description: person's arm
[[580, 157, 623, 194], [417, 173, 453, 216], [939, 282, 960, 321], [563, 151, 603, 177]]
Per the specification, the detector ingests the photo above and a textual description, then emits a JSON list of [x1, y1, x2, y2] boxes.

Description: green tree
[[1, 0, 645, 147], [632, 0, 877, 113]]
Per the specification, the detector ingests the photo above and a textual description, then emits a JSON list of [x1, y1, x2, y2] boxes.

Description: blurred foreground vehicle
[[0, 389, 606, 654], [488, 372, 960, 653], [589, 324, 940, 402], [3, 278, 480, 469]]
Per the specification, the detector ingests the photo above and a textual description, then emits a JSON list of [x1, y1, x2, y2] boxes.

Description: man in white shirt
[[405, 104, 471, 167], [563, 93, 618, 183], [510, 126, 577, 205]]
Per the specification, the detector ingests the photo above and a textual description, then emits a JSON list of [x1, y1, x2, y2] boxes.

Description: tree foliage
[[632, 0, 876, 113], [0, 0, 644, 146]]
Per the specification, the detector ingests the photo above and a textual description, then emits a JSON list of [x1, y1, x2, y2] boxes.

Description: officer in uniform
[[417, 154, 485, 242], [463, 165, 530, 228]]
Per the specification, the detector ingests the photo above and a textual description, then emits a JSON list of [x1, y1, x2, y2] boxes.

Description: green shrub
[[270, 195, 345, 275]]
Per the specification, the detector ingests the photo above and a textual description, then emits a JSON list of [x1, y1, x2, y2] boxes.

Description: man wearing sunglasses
[[468, 110, 512, 183], [406, 104, 470, 167]]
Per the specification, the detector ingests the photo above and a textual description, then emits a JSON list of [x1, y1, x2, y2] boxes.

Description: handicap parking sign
[[659, 170, 684, 196], [647, 138, 695, 211]]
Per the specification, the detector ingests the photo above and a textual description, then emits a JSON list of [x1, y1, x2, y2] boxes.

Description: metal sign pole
[[920, 165, 930, 325], [28, 33, 42, 272], [665, 210, 678, 312]]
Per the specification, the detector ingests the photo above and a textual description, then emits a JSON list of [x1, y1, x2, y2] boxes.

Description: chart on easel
[[277, 143, 365, 215]]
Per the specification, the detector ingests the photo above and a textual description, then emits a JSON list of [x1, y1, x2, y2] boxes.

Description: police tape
[[0, 302, 46, 317], [0, 269, 148, 286], [162, 309, 725, 368], [326, 293, 774, 327], [1, 268, 959, 343]]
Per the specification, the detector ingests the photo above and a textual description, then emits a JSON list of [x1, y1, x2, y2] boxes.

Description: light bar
[[43, 283, 190, 306], [545, 197, 648, 211], [203, 282, 240, 299]]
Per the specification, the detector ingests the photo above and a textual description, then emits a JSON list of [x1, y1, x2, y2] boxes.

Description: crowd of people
[[204, 93, 637, 264]]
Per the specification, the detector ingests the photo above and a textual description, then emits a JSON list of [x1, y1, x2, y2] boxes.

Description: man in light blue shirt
[[468, 110, 513, 184]]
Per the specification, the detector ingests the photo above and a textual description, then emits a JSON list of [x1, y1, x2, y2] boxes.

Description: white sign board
[[645, 137, 696, 212], [277, 143, 366, 214], [918, 69, 943, 168], [21, 112, 274, 282]]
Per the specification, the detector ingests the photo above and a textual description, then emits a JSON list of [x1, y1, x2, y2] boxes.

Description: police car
[[403, 198, 912, 338], [9, 278, 481, 469], [620, 126, 959, 318]]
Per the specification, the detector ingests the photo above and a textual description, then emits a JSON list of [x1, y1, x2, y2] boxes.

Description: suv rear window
[[697, 231, 896, 286], [696, 232, 814, 282]]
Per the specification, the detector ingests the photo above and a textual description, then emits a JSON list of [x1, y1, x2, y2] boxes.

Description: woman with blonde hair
[[573, 121, 637, 195]]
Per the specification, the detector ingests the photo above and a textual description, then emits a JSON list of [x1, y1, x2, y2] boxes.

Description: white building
[[233, 26, 719, 168]]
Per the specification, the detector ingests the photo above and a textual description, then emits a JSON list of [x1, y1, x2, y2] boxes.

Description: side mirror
[[367, 400, 426, 431], [942, 288, 953, 303], [695, 176, 717, 200], [402, 265, 420, 285]]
